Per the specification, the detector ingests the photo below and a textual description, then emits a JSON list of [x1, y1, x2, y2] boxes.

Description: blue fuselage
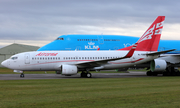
[[38, 34, 180, 54]]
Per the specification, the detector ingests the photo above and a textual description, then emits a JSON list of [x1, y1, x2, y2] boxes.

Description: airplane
[[37, 26, 180, 76], [1, 16, 173, 78], [38, 35, 180, 54]]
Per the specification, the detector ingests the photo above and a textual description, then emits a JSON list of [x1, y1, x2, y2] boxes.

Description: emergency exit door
[[98, 35, 104, 44]]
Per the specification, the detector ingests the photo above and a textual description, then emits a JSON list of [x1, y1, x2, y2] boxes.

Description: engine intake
[[150, 59, 167, 72]]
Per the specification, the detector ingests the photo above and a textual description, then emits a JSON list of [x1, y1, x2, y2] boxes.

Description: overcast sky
[[0, 0, 180, 48]]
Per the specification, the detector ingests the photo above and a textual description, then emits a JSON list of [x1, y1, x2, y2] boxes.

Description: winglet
[[124, 43, 138, 58]]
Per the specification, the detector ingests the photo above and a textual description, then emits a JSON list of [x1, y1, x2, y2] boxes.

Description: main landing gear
[[146, 71, 158, 76], [146, 67, 180, 76], [80, 71, 92, 78], [20, 73, 24, 78]]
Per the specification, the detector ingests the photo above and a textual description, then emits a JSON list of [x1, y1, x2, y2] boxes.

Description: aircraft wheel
[[87, 73, 92, 78], [146, 71, 152, 76], [20, 73, 24, 78], [80, 72, 86, 78], [152, 72, 158, 76], [163, 72, 168, 76]]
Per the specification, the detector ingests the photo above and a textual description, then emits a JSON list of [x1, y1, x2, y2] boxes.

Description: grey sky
[[0, 0, 180, 47]]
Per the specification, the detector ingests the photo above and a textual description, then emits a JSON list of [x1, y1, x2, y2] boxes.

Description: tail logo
[[138, 21, 164, 43], [154, 21, 164, 35], [138, 25, 155, 43]]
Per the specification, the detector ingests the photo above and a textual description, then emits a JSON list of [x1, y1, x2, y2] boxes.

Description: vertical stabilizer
[[120, 16, 165, 51]]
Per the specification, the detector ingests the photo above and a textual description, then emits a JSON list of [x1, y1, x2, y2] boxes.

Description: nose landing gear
[[20, 73, 24, 78]]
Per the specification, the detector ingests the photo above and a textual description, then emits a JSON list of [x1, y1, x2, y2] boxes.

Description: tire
[[146, 71, 152, 76], [86, 73, 92, 78], [81, 72, 86, 78], [20, 74, 24, 78]]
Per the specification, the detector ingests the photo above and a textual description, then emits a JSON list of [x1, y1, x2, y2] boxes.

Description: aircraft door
[[25, 53, 30, 64], [114, 47, 119, 50], [131, 54, 137, 62], [76, 46, 81, 50], [98, 35, 104, 44]]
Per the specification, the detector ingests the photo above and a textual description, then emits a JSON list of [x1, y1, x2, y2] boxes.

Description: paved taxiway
[[0, 71, 157, 80]]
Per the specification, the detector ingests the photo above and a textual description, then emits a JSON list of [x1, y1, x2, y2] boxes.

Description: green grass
[[0, 77, 180, 108]]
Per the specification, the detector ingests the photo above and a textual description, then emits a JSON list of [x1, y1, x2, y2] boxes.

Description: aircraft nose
[[1, 60, 7, 67]]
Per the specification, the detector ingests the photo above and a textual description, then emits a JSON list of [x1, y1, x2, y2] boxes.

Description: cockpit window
[[11, 57, 18, 60], [56, 38, 64, 40]]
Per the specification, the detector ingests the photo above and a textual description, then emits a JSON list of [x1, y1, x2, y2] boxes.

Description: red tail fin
[[120, 16, 165, 51]]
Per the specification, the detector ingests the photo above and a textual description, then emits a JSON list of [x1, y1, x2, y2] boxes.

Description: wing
[[75, 43, 138, 68], [159, 53, 180, 64], [145, 49, 176, 56]]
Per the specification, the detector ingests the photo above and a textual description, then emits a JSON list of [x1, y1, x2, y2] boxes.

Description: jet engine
[[150, 59, 167, 72], [61, 65, 78, 75]]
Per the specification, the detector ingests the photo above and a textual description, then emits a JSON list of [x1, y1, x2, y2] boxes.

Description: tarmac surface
[[0, 71, 159, 80]]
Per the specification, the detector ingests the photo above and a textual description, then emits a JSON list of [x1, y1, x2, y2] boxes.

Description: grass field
[[0, 77, 180, 108]]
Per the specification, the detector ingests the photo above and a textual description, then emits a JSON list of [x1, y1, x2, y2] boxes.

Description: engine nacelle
[[61, 65, 78, 75], [150, 59, 167, 72]]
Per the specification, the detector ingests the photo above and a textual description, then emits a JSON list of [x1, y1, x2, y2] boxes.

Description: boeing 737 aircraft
[[37, 23, 180, 76], [2, 16, 173, 78]]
